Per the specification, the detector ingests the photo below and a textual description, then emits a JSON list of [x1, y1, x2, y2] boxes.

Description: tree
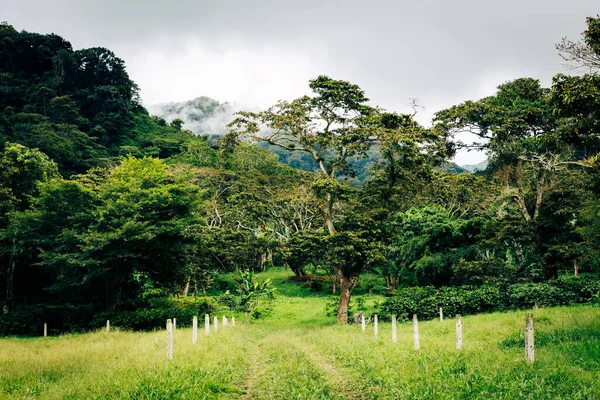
[[556, 16, 600, 72], [435, 78, 573, 222], [228, 76, 381, 323], [20, 157, 205, 310], [0, 143, 59, 313]]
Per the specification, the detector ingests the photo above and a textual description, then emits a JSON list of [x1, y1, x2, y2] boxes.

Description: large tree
[[228, 76, 382, 323], [0, 143, 59, 313]]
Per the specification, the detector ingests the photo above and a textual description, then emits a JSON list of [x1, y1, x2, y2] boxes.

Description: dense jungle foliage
[[1, 16, 600, 332]]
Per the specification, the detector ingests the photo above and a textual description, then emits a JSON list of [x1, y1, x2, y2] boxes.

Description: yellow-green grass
[[1, 269, 599, 399]]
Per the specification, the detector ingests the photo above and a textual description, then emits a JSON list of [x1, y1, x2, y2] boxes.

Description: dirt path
[[284, 334, 367, 400], [239, 338, 266, 400]]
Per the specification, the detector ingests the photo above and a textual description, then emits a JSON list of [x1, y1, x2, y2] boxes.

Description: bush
[[218, 291, 239, 310], [93, 296, 220, 331], [0, 304, 95, 336], [289, 274, 336, 292], [381, 275, 600, 320], [212, 274, 238, 292], [506, 283, 574, 308], [0, 297, 223, 336]]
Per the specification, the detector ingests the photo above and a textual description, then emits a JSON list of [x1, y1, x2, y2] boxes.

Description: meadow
[[1, 268, 599, 399]]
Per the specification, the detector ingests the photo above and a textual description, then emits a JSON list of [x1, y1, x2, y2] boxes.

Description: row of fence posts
[[361, 309, 535, 363], [38, 310, 535, 363], [165, 314, 235, 360]]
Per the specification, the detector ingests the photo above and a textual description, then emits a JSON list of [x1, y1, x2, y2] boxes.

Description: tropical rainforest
[[1, 16, 600, 334]]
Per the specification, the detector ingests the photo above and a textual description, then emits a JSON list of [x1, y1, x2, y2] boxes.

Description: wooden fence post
[[440, 307, 443, 321], [192, 316, 198, 345], [361, 314, 366, 332], [525, 313, 534, 363], [205, 314, 210, 336], [166, 319, 173, 360], [44, 323, 47, 337], [456, 314, 462, 350], [374, 314, 379, 338], [392, 315, 397, 343], [413, 314, 420, 350], [106, 320, 110, 334], [214, 316, 218, 333]]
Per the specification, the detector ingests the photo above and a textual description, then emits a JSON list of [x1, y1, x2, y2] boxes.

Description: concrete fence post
[[374, 314, 379, 338], [166, 319, 173, 360], [192, 316, 198, 345], [525, 313, 534, 363], [456, 314, 463, 350], [413, 314, 420, 350]]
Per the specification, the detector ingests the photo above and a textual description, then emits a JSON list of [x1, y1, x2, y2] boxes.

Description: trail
[[239, 328, 366, 400], [240, 337, 266, 400], [284, 333, 367, 400]]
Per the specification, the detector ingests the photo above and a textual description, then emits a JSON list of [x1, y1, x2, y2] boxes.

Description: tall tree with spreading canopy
[[228, 76, 381, 323]]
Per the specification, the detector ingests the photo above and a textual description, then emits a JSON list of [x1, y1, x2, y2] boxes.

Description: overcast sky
[[4, 0, 598, 164]]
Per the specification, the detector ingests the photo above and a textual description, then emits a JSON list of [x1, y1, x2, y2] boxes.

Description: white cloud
[[126, 37, 327, 108]]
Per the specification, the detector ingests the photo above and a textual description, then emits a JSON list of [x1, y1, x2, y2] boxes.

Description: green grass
[[1, 268, 599, 399]]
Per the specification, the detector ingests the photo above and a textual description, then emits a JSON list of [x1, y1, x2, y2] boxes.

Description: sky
[[3, 0, 598, 164]]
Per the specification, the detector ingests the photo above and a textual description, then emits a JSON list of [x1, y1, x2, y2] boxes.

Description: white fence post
[[192, 316, 198, 345], [374, 314, 378, 338], [392, 315, 397, 343], [173, 318, 176, 332], [232, 316, 236, 326], [413, 314, 420, 350], [525, 313, 534, 363], [44, 323, 47, 337], [223, 316, 228, 326], [361, 314, 366, 332], [166, 319, 173, 360], [205, 314, 210, 336], [440, 307, 443, 321], [214, 316, 218, 333], [456, 314, 462, 350], [106, 320, 110, 334]]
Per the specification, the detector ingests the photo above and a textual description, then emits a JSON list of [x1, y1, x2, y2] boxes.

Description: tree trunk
[[258, 252, 267, 271], [321, 193, 336, 235], [3, 258, 15, 314], [533, 170, 546, 220], [337, 272, 357, 324], [514, 189, 532, 221], [183, 277, 191, 297], [267, 248, 273, 266]]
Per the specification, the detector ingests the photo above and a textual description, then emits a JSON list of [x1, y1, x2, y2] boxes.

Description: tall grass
[[1, 268, 599, 399]]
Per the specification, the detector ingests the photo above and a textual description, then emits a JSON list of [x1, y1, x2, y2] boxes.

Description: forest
[[1, 16, 600, 335]]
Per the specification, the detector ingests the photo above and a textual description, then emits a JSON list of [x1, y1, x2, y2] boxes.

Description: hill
[[461, 159, 489, 173]]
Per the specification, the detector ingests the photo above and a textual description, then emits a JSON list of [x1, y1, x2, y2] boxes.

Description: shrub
[[381, 275, 600, 320], [218, 291, 239, 310], [0, 304, 95, 336], [93, 296, 220, 331], [212, 274, 238, 292], [506, 283, 574, 308]]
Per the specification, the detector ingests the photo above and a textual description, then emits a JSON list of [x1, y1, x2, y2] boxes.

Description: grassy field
[[1, 268, 599, 399]]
